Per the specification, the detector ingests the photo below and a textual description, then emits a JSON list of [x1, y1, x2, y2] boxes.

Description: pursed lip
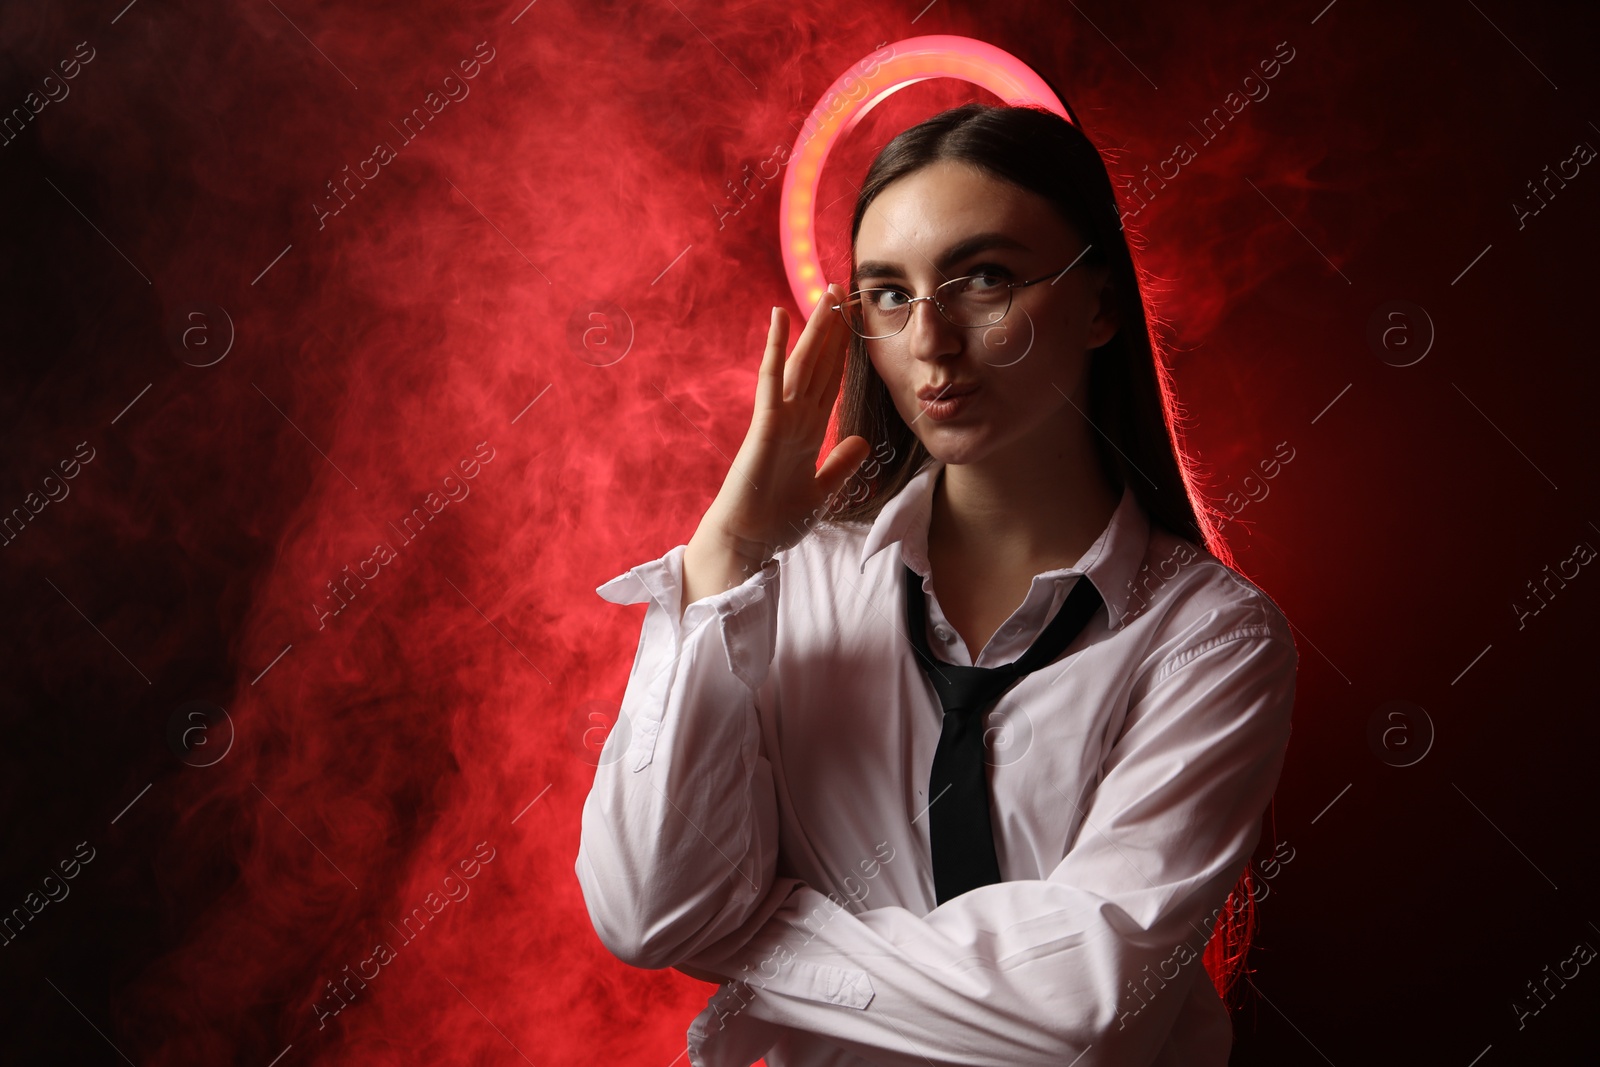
[[916, 382, 980, 402]]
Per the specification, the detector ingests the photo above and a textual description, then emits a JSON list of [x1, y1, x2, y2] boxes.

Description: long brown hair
[[821, 101, 1259, 1008]]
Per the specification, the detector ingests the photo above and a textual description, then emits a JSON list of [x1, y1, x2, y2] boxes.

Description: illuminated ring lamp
[[780, 35, 1070, 317]]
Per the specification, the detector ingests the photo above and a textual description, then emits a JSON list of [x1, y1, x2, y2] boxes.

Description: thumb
[[816, 435, 873, 499]]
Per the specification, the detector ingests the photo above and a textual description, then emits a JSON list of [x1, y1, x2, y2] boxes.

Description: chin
[[915, 431, 993, 468]]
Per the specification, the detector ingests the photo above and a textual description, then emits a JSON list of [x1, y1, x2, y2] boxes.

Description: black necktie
[[904, 562, 1105, 905]]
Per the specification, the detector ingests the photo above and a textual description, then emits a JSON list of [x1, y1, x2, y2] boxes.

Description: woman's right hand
[[681, 283, 872, 613]]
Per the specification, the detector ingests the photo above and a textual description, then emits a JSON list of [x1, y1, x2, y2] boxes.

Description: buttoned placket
[[911, 564, 1090, 669]]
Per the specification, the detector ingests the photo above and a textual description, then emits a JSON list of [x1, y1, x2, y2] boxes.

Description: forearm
[[682, 524, 771, 621], [578, 544, 784, 970], [683, 631, 1297, 1067], [685, 882, 1203, 1067]]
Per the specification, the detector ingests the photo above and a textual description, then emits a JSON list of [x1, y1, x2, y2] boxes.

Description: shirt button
[[934, 626, 954, 642]]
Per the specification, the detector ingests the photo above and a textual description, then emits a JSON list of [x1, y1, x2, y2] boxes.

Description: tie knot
[[926, 661, 1026, 717], [903, 563, 1106, 722]]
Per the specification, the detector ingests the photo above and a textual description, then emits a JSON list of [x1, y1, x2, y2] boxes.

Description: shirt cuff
[[597, 542, 777, 630], [595, 544, 781, 768]]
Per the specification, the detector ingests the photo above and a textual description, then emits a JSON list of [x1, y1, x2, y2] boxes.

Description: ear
[[1086, 272, 1119, 350]]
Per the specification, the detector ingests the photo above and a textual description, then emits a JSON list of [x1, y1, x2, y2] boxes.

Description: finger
[[816, 293, 852, 413], [811, 287, 851, 409], [756, 305, 788, 414], [787, 285, 842, 403]]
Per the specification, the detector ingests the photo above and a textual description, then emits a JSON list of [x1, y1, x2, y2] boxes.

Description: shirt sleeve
[[575, 543, 797, 971], [678, 618, 1298, 1067]]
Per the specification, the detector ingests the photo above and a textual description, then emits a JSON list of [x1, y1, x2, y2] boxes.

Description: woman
[[577, 103, 1297, 1067]]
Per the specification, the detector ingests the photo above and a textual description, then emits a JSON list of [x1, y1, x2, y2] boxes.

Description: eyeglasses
[[830, 262, 1091, 340]]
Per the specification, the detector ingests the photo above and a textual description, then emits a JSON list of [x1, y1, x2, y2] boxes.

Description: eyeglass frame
[[829, 257, 1100, 340]]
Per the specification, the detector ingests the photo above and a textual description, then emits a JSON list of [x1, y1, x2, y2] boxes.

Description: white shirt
[[576, 456, 1298, 1067]]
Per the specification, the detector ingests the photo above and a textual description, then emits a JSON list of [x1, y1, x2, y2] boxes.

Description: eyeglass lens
[[841, 275, 1011, 338]]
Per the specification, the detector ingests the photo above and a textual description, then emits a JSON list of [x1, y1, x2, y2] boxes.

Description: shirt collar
[[856, 456, 1151, 630]]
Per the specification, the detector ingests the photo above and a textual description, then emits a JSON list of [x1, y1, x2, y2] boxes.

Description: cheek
[[1031, 313, 1091, 376], [978, 308, 1045, 367], [869, 346, 926, 424], [866, 343, 902, 391]]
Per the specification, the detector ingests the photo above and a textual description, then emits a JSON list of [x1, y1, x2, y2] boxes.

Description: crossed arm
[[671, 629, 1297, 1067], [578, 545, 1297, 1066]]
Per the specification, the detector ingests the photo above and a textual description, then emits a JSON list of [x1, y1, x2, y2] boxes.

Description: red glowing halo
[[779, 35, 1070, 317]]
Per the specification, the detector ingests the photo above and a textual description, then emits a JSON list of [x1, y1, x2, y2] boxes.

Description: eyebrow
[[854, 232, 1033, 282]]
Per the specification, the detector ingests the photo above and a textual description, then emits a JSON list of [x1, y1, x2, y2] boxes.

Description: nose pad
[[904, 298, 963, 361]]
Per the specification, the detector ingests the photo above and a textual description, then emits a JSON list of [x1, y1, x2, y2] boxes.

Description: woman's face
[[852, 160, 1118, 472]]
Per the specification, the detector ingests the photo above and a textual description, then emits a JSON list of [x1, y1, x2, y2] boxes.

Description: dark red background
[[2, 0, 1596, 1063]]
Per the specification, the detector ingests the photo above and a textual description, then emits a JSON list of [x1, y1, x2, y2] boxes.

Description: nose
[[903, 295, 963, 364]]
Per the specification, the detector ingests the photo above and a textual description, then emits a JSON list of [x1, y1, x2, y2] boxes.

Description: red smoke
[[4, 0, 1595, 1064]]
